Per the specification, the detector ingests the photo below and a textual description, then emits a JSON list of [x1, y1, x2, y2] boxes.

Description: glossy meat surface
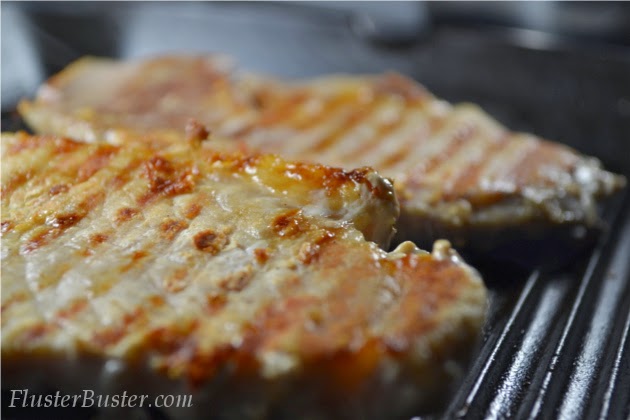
[[19, 56, 625, 255], [1, 132, 486, 419]]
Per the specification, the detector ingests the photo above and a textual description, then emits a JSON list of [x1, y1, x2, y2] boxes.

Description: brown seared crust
[[18, 56, 626, 258], [1, 133, 486, 418], [1, 131, 397, 247], [241, 77, 625, 235]]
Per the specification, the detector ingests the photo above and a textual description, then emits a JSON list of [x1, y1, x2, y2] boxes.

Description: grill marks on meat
[[18, 56, 625, 255], [1, 133, 486, 418], [245, 83, 621, 220], [238, 78, 625, 259], [19, 56, 258, 146]]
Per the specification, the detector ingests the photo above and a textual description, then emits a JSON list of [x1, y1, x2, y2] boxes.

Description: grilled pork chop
[[19, 56, 626, 262], [1, 132, 487, 419]]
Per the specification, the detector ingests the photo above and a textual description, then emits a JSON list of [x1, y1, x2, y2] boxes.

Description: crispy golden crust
[[19, 56, 625, 253], [1, 133, 486, 418]]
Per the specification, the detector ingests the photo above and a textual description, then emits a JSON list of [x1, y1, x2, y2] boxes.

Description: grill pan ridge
[[444, 192, 630, 419], [2, 2, 629, 419]]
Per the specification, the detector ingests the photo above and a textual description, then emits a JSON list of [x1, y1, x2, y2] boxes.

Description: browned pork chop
[[1, 132, 487, 419], [19, 56, 626, 261]]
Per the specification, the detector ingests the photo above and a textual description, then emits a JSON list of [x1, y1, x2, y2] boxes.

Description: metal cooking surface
[[446, 192, 630, 419], [2, 2, 629, 419]]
